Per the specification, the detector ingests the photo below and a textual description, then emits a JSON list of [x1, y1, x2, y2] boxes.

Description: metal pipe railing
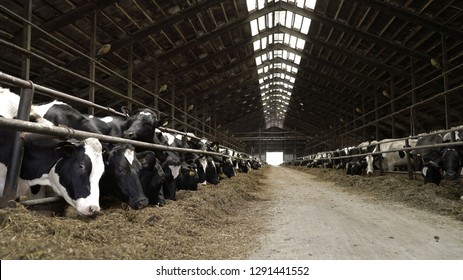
[[0, 5, 243, 150], [0, 118, 234, 158]]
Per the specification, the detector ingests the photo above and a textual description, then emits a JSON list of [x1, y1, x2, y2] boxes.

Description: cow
[[188, 138, 220, 186], [137, 150, 166, 206], [98, 108, 170, 142], [414, 133, 462, 185], [99, 143, 149, 209], [0, 87, 55, 126], [152, 130, 200, 200], [0, 126, 104, 217], [345, 142, 373, 175], [366, 138, 417, 174], [443, 126, 463, 142], [217, 147, 237, 178], [32, 100, 105, 134], [196, 156, 220, 186], [38, 103, 171, 208]]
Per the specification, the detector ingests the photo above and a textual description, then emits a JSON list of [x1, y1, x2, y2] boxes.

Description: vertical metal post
[[171, 79, 175, 129], [88, 11, 96, 115], [374, 91, 379, 140], [193, 97, 198, 135], [404, 138, 413, 179], [21, 0, 32, 80], [2, 88, 35, 201], [2, 0, 34, 204], [258, 127, 262, 159], [410, 56, 417, 136], [361, 94, 366, 140], [442, 33, 450, 129], [201, 114, 205, 137], [127, 43, 133, 111], [390, 76, 396, 138], [183, 95, 187, 132], [153, 62, 159, 115]]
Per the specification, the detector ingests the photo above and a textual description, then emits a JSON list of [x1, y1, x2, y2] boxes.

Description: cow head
[[122, 108, 158, 142], [437, 148, 461, 181], [221, 157, 236, 178], [137, 151, 166, 206], [51, 138, 104, 217], [122, 108, 171, 143], [205, 157, 220, 185], [346, 160, 366, 176], [422, 147, 461, 185], [102, 143, 148, 209], [177, 161, 199, 190]]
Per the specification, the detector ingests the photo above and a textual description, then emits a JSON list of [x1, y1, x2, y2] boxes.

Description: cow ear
[[159, 116, 172, 127], [101, 144, 111, 161], [120, 106, 131, 117], [210, 141, 220, 150], [136, 151, 155, 168], [55, 142, 76, 156]]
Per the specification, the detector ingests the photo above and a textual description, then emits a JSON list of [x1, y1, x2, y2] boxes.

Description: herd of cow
[[0, 87, 262, 217], [291, 128, 463, 187]]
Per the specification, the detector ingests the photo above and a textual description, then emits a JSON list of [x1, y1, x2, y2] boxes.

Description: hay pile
[[0, 169, 267, 260], [291, 166, 463, 222]]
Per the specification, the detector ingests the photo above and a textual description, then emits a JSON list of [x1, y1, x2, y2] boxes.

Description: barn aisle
[[248, 166, 463, 260]]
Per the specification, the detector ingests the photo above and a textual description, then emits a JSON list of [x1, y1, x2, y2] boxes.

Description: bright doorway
[[266, 151, 283, 166]]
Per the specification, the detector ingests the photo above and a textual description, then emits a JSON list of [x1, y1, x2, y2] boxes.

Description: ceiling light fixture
[[430, 58, 441, 70]]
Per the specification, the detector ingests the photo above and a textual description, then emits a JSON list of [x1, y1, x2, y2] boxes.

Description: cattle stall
[[287, 128, 463, 185], [0, 73, 257, 213]]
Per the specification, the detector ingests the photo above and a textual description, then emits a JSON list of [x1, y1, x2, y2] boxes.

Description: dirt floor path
[[248, 166, 463, 259]]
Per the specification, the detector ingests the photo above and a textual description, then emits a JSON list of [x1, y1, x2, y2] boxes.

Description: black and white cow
[[99, 143, 149, 209], [0, 87, 55, 126], [137, 150, 166, 206], [98, 108, 170, 142], [41, 103, 171, 208], [414, 133, 461, 185], [154, 130, 227, 199], [0, 126, 104, 217], [366, 138, 417, 174], [345, 142, 372, 176], [218, 147, 237, 178]]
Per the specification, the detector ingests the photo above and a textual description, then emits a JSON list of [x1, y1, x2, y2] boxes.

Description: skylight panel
[[296, 38, 305, 49], [284, 34, 290, 45], [250, 19, 258, 36], [267, 12, 274, 28], [285, 11, 293, 28], [276, 10, 285, 26], [306, 0, 316, 9], [258, 16, 266, 31], [247, 0, 257, 11], [288, 52, 295, 61], [247, 0, 316, 128], [294, 14, 303, 30], [301, 17, 311, 34]]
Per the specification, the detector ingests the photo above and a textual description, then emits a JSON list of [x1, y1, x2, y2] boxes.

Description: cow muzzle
[[131, 197, 149, 210], [78, 205, 100, 217], [123, 131, 136, 139]]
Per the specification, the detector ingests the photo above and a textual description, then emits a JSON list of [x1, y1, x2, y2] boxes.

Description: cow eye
[[117, 167, 125, 174], [78, 163, 86, 171]]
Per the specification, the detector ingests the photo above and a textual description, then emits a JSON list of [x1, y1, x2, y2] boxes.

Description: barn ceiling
[[0, 0, 462, 155]]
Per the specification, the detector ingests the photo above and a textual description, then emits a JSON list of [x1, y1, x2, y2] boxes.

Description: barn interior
[[0, 0, 462, 163]]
